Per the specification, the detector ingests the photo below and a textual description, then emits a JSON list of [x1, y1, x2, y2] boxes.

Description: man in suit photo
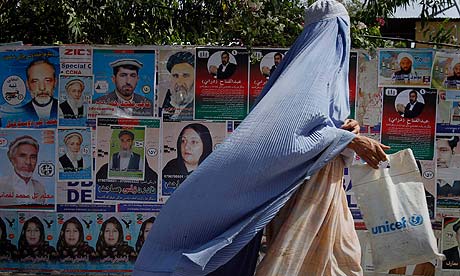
[[95, 59, 153, 117]]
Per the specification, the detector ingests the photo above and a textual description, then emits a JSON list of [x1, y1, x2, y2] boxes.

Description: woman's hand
[[340, 119, 359, 134], [347, 135, 390, 169]]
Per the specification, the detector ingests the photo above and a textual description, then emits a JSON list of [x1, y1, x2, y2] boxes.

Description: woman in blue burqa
[[134, 1, 389, 275]]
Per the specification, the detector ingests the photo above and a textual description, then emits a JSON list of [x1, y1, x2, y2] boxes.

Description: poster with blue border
[[57, 128, 92, 181], [0, 128, 56, 211], [92, 48, 155, 118], [0, 47, 60, 128]]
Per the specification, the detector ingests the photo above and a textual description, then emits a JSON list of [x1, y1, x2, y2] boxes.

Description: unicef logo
[[409, 214, 423, 226]]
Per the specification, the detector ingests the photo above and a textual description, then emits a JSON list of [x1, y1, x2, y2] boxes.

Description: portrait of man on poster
[[161, 51, 195, 121], [59, 79, 85, 119], [392, 52, 415, 83], [0, 135, 46, 205], [262, 52, 284, 78], [209, 51, 237, 79], [22, 59, 59, 121], [443, 220, 460, 269], [110, 130, 143, 172], [59, 132, 85, 172], [95, 59, 153, 117], [396, 90, 424, 119]]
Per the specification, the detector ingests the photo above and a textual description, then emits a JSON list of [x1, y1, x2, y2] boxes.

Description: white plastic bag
[[350, 149, 443, 272]]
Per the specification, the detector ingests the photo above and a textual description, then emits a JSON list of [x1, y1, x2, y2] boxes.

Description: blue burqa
[[134, 1, 355, 275]]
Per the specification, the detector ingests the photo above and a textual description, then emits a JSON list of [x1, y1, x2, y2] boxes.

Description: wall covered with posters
[[0, 45, 458, 274]]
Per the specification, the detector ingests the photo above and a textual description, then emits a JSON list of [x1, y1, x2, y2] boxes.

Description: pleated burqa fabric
[[134, 1, 355, 275]]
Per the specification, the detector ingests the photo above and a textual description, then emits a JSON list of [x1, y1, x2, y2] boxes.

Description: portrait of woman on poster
[[162, 123, 213, 189], [18, 216, 57, 262], [56, 217, 96, 262], [95, 216, 136, 263], [0, 217, 18, 261], [135, 217, 155, 254], [59, 132, 85, 172]]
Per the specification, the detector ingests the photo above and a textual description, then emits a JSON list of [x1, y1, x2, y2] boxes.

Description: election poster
[[356, 52, 381, 140], [16, 211, 58, 268], [92, 213, 137, 268], [92, 48, 155, 118], [432, 51, 460, 90], [442, 217, 460, 270], [157, 48, 195, 121], [378, 49, 433, 88], [58, 75, 93, 126], [436, 134, 460, 209], [54, 213, 97, 269], [381, 87, 437, 160], [131, 211, 159, 255], [418, 160, 436, 219], [162, 120, 227, 197], [249, 48, 287, 109], [95, 117, 160, 203], [437, 90, 460, 134], [0, 211, 19, 265], [0, 129, 56, 211], [0, 47, 60, 128], [57, 128, 92, 182], [59, 46, 92, 76], [194, 47, 249, 120]]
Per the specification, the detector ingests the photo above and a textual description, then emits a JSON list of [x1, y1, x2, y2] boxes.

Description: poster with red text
[[249, 48, 287, 109], [381, 87, 437, 160], [194, 47, 249, 120]]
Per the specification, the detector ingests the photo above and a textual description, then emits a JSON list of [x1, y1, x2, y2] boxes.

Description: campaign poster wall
[[0, 47, 60, 128], [157, 48, 195, 121], [249, 48, 287, 109], [92, 48, 155, 118], [378, 49, 433, 88], [195, 47, 249, 120], [0, 129, 56, 211], [95, 117, 160, 202], [381, 87, 437, 160]]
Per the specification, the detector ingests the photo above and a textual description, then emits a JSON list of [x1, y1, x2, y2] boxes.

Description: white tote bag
[[350, 149, 443, 272]]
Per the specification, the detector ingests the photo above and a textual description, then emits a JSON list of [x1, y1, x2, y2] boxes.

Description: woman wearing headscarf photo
[[56, 217, 96, 262], [135, 217, 156, 254], [95, 216, 136, 263], [18, 216, 57, 262], [0, 217, 18, 261], [162, 123, 213, 190]]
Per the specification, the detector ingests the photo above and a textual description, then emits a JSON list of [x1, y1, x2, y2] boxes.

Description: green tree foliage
[[0, 0, 455, 48]]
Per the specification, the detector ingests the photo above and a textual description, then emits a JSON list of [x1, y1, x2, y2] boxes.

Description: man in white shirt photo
[[0, 135, 46, 205]]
